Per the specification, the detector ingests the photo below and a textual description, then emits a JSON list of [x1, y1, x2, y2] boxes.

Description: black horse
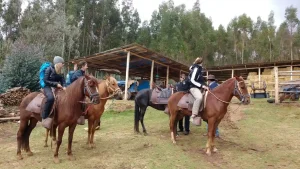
[[134, 88, 169, 134]]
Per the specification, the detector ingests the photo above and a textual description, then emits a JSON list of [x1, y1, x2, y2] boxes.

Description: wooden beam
[[291, 66, 293, 80], [258, 68, 261, 87], [150, 60, 154, 89], [124, 51, 130, 100], [278, 70, 300, 73], [166, 66, 169, 87], [127, 50, 189, 74], [274, 66, 279, 103]]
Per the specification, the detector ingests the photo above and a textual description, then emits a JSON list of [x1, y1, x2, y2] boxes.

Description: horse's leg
[[53, 123, 66, 163], [44, 129, 49, 147], [169, 111, 177, 144], [67, 123, 77, 161], [140, 107, 147, 135], [51, 125, 57, 145], [25, 118, 38, 156], [87, 118, 93, 148], [90, 120, 98, 148], [17, 119, 28, 160], [212, 119, 221, 153], [206, 118, 216, 156]]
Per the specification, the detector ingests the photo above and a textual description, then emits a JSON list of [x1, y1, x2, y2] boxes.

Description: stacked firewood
[[0, 100, 5, 117], [0, 87, 30, 106]]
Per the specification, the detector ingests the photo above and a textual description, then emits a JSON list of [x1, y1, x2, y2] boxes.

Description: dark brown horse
[[168, 76, 250, 156], [17, 75, 100, 163]]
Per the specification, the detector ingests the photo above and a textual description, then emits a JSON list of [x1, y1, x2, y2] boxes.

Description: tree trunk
[[242, 38, 245, 64], [290, 41, 293, 60], [62, 33, 65, 58]]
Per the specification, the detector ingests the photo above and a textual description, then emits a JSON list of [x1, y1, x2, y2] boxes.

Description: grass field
[[0, 99, 299, 169]]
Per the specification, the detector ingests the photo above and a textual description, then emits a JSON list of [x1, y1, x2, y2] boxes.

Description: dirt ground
[[0, 99, 299, 169]]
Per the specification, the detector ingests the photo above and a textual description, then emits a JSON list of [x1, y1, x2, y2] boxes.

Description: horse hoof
[[68, 155, 76, 161], [53, 157, 60, 164], [213, 147, 218, 153], [172, 140, 177, 144], [27, 151, 33, 156], [206, 150, 212, 156], [44, 144, 48, 148], [91, 144, 96, 148], [17, 154, 23, 160], [143, 132, 148, 136]]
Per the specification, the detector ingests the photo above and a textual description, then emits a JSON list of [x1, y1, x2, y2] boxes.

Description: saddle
[[177, 91, 208, 113], [150, 87, 173, 105], [25, 88, 58, 117]]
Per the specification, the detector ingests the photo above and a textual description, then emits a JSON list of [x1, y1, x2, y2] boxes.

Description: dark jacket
[[71, 70, 85, 83], [44, 65, 66, 88], [176, 79, 190, 92], [209, 81, 218, 90], [188, 64, 205, 89]]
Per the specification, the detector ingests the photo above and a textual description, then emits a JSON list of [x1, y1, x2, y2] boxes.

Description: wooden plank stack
[[0, 87, 30, 106]]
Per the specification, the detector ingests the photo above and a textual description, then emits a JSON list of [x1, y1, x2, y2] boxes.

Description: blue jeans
[[206, 123, 219, 136]]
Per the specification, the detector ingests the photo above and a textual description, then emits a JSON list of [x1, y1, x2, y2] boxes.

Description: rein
[[99, 79, 120, 100], [207, 79, 249, 105]]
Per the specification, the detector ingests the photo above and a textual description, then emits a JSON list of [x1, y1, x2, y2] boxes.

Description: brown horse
[[167, 76, 250, 156], [17, 75, 100, 163], [44, 76, 121, 149], [85, 75, 121, 148]]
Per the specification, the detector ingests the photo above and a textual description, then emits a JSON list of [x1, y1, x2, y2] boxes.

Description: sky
[[21, 0, 300, 29], [130, 0, 300, 29]]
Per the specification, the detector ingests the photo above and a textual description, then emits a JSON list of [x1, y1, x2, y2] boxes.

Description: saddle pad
[[25, 93, 45, 113], [177, 91, 208, 112], [26, 88, 57, 115], [150, 88, 172, 104]]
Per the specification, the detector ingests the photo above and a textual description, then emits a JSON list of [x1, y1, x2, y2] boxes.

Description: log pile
[[0, 100, 5, 117], [0, 87, 30, 106]]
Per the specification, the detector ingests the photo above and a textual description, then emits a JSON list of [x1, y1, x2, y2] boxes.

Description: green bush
[[0, 40, 45, 93]]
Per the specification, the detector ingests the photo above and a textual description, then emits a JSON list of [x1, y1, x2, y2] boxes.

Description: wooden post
[[150, 60, 154, 89], [166, 66, 169, 88], [206, 71, 208, 78], [179, 70, 182, 79], [124, 51, 130, 100], [258, 68, 261, 87], [291, 66, 293, 80], [274, 66, 279, 103], [231, 69, 234, 78]]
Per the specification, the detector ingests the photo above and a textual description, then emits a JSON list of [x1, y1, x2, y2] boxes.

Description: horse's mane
[[209, 77, 237, 96]]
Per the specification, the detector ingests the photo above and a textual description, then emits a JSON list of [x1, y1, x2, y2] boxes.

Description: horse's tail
[[134, 99, 140, 133], [19, 121, 30, 151]]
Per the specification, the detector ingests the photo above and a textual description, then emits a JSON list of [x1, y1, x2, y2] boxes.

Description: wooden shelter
[[70, 43, 190, 100], [204, 60, 300, 103]]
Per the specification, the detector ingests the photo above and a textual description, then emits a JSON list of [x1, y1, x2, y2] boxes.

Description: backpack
[[66, 71, 75, 86], [39, 62, 51, 88]]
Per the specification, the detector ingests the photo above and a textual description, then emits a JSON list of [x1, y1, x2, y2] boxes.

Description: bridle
[[208, 78, 250, 104], [233, 79, 250, 103], [83, 78, 100, 103], [100, 77, 121, 100]]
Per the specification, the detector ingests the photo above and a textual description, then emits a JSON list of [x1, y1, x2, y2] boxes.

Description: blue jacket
[[209, 81, 218, 90], [71, 70, 85, 83]]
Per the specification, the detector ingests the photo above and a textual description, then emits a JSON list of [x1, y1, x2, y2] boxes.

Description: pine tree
[[0, 39, 44, 93]]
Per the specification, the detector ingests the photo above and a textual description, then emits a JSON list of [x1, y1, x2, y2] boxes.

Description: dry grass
[[0, 99, 299, 169]]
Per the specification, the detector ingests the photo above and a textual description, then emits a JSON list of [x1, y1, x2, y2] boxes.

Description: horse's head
[[84, 75, 100, 104], [104, 75, 121, 96], [233, 76, 250, 105]]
